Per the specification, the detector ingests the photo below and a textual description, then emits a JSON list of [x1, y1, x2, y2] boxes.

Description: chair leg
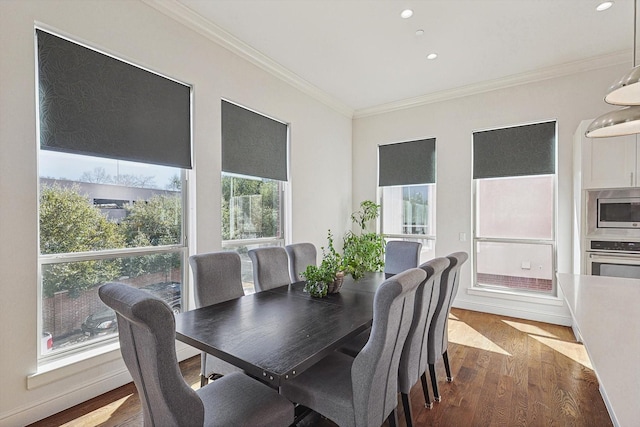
[[420, 372, 433, 409], [443, 350, 453, 381], [386, 408, 398, 427], [401, 393, 413, 427], [200, 352, 208, 387], [429, 363, 441, 402]]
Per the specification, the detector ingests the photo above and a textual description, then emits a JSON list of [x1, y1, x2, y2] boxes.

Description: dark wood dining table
[[174, 272, 385, 387]]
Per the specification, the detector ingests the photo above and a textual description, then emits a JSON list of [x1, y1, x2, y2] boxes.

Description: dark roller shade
[[37, 30, 192, 169], [473, 121, 555, 179], [378, 138, 436, 186], [221, 100, 288, 182]]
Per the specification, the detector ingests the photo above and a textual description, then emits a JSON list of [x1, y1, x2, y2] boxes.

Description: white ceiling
[[164, 0, 635, 114]]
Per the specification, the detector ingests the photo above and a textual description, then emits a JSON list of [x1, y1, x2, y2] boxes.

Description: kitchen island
[[557, 273, 640, 427]]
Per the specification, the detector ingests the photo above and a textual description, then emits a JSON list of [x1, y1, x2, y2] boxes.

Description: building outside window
[[472, 121, 556, 295], [36, 29, 191, 360], [379, 138, 436, 262], [220, 100, 289, 292]]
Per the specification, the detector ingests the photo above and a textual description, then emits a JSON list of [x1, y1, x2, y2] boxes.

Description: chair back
[[285, 243, 317, 282], [384, 241, 422, 277], [351, 267, 426, 427], [248, 246, 291, 292], [427, 252, 469, 362], [98, 282, 204, 426], [398, 257, 450, 394], [189, 251, 244, 307]]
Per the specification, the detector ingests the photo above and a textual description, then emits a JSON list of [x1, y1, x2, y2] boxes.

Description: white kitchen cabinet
[[574, 119, 639, 189]]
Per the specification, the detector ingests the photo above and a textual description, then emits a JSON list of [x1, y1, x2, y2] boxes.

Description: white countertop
[[557, 273, 640, 427]]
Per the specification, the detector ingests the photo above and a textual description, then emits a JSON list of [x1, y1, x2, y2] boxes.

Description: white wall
[[476, 241, 553, 279], [0, 1, 352, 424], [352, 63, 628, 325]]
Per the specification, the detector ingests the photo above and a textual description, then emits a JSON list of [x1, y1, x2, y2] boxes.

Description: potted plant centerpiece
[[342, 200, 385, 279], [302, 201, 385, 297], [302, 231, 345, 298]]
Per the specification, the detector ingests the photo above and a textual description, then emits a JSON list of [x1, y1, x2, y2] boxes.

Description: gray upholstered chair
[[384, 240, 423, 277], [398, 257, 449, 426], [338, 240, 423, 356], [189, 251, 245, 386], [284, 242, 317, 282], [426, 251, 469, 402], [247, 246, 291, 292], [280, 267, 426, 427], [98, 282, 294, 427]]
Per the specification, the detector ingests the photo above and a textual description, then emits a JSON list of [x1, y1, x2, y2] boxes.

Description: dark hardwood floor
[[29, 308, 612, 427]]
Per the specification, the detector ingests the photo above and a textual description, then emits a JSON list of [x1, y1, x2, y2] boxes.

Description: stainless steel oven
[[586, 240, 640, 279]]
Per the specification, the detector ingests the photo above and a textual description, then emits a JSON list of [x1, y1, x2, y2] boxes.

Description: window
[[220, 101, 289, 292], [473, 121, 556, 295], [37, 30, 191, 360], [39, 152, 187, 357], [221, 173, 285, 291], [378, 138, 436, 262], [380, 184, 436, 261]]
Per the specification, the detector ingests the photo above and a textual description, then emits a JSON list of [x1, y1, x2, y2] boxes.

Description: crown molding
[[141, 0, 354, 118], [353, 50, 631, 119], [142, 0, 630, 122]]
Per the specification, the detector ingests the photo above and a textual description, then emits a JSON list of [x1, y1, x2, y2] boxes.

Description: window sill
[[466, 286, 565, 306], [27, 342, 122, 390]]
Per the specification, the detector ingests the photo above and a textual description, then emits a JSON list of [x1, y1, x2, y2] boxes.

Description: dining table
[[174, 272, 386, 388]]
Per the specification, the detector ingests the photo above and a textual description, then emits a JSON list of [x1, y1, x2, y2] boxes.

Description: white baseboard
[[0, 345, 199, 427], [599, 384, 620, 427], [454, 298, 573, 326], [1, 369, 132, 427], [570, 323, 583, 343]]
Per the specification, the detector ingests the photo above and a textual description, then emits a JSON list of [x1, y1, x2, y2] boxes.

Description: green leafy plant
[[302, 231, 344, 297], [342, 200, 385, 279], [350, 200, 381, 231], [321, 230, 343, 274], [301, 265, 329, 298]]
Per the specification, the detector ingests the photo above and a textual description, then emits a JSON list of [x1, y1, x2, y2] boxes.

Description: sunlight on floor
[[530, 335, 593, 369], [502, 319, 560, 339], [501, 318, 593, 369], [61, 395, 131, 426], [448, 318, 511, 355]]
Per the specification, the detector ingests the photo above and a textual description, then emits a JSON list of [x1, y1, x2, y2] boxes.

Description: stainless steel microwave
[[597, 197, 640, 228]]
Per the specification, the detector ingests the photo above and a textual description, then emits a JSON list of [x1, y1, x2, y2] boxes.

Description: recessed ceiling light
[[427, 53, 438, 60], [596, 1, 614, 11], [401, 9, 413, 19], [415, 29, 424, 36]]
